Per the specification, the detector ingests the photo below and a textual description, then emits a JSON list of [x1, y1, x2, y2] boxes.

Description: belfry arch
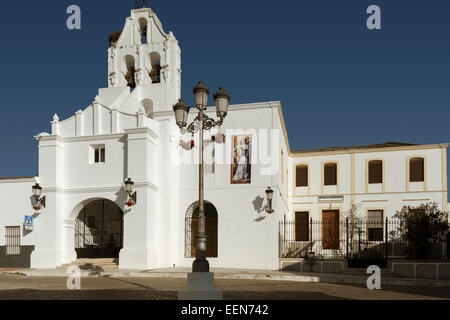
[[138, 17, 148, 44], [149, 52, 161, 83], [123, 55, 136, 88]]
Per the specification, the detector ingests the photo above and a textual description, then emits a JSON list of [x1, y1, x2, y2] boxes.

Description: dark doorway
[[189, 202, 218, 258], [447, 233, 450, 260], [75, 200, 123, 258], [295, 212, 309, 241]]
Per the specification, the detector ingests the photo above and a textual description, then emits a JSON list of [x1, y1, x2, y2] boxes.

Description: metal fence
[[279, 218, 447, 261]]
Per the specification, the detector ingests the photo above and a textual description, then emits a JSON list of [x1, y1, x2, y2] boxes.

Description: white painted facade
[[0, 8, 447, 270]]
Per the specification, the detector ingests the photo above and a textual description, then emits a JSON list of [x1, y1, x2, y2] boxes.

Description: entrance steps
[[58, 258, 119, 270]]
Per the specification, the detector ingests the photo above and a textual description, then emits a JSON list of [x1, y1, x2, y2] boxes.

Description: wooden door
[[190, 216, 218, 258], [206, 218, 218, 257], [322, 210, 340, 249], [191, 218, 198, 258]]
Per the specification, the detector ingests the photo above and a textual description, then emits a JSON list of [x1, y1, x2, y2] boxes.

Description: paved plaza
[[0, 273, 449, 300]]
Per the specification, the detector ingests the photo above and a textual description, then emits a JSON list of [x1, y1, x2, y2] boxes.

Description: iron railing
[[75, 200, 123, 250], [279, 218, 447, 260]]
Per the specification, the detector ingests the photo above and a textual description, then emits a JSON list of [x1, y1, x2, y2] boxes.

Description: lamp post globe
[[193, 81, 210, 109], [125, 178, 134, 194], [213, 87, 231, 118], [32, 183, 42, 198], [173, 99, 190, 129]]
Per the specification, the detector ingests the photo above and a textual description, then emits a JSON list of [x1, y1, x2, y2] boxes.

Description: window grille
[[5, 226, 20, 255]]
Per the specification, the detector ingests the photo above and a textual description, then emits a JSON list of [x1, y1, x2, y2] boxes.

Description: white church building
[[0, 8, 448, 270]]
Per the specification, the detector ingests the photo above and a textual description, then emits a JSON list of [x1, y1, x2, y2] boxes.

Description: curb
[[6, 269, 450, 288]]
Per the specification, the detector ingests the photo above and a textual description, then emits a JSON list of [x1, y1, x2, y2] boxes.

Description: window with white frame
[[91, 145, 105, 163]]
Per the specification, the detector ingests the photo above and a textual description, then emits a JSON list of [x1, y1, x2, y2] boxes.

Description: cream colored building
[[284, 142, 448, 222]]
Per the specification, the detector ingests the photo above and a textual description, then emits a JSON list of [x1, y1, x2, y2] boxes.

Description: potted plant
[[308, 251, 316, 265]]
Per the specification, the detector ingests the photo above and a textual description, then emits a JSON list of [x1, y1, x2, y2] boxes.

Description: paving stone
[[416, 264, 437, 279], [392, 263, 415, 278], [311, 263, 322, 273], [0, 274, 449, 300], [280, 261, 302, 272], [322, 262, 343, 274], [438, 264, 450, 280]]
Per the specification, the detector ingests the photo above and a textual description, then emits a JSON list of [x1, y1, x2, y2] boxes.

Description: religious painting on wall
[[231, 135, 252, 184]]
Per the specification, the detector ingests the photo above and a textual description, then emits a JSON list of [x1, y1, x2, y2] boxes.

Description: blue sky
[[0, 0, 449, 196]]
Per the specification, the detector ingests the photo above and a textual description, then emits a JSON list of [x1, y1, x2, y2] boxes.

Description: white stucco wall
[[0, 178, 36, 247]]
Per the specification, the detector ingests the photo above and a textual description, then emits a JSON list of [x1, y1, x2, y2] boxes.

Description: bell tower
[[106, 8, 181, 113]]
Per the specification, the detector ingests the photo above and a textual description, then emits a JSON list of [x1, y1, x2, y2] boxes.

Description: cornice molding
[[43, 182, 159, 194], [153, 101, 281, 118], [35, 129, 162, 144], [177, 183, 278, 192], [289, 189, 447, 199], [61, 133, 126, 143], [291, 143, 449, 158], [0, 177, 36, 183]]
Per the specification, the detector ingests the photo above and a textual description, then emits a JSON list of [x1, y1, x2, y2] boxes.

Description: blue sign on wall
[[24, 216, 33, 231]]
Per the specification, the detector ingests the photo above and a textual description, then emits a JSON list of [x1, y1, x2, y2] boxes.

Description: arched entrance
[[75, 199, 123, 259], [185, 201, 218, 258]]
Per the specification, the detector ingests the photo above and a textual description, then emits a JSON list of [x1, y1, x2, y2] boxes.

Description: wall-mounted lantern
[[265, 187, 274, 214], [125, 178, 137, 206], [32, 183, 45, 210]]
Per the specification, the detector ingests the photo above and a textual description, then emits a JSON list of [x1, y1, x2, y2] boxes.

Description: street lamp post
[[174, 81, 230, 273], [174, 81, 230, 300]]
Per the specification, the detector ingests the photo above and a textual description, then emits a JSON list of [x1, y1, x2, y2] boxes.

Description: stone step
[[68, 261, 119, 266], [60, 262, 119, 267], [58, 264, 119, 270], [73, 258, 118, 264], [57, 258, 119, 270]]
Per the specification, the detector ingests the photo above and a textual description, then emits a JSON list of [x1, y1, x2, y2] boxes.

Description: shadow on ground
[[339, 283, 450, 300], [76, 264, 109, 277], [0, 289, 349, 300]]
